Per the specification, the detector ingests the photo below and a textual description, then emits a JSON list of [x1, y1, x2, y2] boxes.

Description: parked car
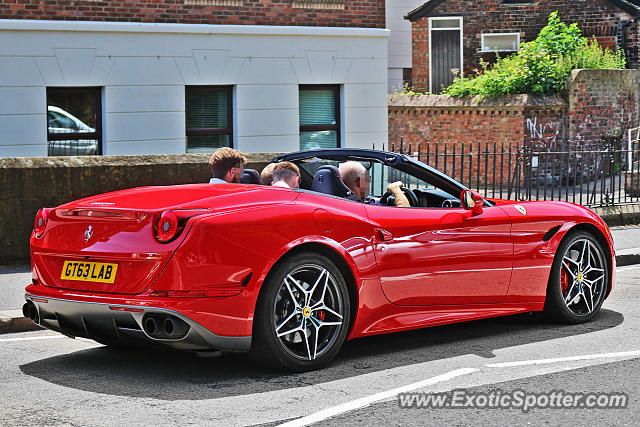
[[47, 105, 98, 156], [24, 148, 614, 371]]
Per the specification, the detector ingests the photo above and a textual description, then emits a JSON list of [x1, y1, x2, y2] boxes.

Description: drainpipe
[[618, 15, 640, 65]]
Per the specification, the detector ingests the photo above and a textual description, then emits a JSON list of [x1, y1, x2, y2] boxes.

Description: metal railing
[[389, 137, 640, 208]]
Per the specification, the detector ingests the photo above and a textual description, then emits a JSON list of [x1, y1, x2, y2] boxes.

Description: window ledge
[[479, 49, 520, 53], [292, 1, 345, 9]]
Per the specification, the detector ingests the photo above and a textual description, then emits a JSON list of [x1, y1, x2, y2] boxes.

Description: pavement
[[2, 225, 640, 335]]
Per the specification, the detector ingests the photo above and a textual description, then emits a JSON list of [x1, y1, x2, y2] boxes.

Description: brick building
[[405, 0, 640, 93], [0, 0, 388, 157]]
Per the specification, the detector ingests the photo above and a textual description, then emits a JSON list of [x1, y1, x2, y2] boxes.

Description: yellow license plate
[[61, 261, 118, 284]]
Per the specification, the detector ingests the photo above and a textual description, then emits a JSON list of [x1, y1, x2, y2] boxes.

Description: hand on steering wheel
[[379, 186, 419, 207]]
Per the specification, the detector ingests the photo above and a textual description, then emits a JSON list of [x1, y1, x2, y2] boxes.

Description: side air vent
[[543, 225, 562, 242]]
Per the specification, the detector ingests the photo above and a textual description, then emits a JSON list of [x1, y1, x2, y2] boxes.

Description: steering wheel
[[379, 187, 419, 207]]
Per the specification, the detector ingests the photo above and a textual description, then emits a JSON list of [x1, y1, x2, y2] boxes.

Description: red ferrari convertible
[[24, 149, 614, 371]]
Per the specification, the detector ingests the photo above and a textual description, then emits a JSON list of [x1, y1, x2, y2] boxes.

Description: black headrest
[[311, 165, 355, 199], [240, 169, 262, 185]]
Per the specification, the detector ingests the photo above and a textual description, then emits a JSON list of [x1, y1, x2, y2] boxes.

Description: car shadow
[[19, 309, 623, 401]]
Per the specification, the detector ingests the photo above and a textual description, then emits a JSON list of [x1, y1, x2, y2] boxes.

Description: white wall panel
[[344, 107, 388, 133], [0, 115, 46, 145], [0, 144, 47, 157], [237, 109, 298, 137], [0, 87, 45, 115], [236, 85, 298, 110], [105, 112, 185, 142], [236, 58, 299, 85], [346, 59, 387, 84], [33, 58, 65, 86], [237, 134, 299, 154], [106, 86, 184, 113], [289, 58, 314, 83], [344, 131, 388, 150], [0, 57, 44, 86], [105, 139, 185, 155], [193, 49, 229, 83], [344, 84, 388, 108], [107, 57, 184, 86], [54, 48, 97, 85]]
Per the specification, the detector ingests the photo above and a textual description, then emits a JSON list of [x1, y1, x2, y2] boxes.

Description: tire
[[544, 231, 609, 323], [250, 252, 351, 372]]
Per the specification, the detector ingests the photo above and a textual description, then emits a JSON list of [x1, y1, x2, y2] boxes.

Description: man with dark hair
[[271, 162, 300, 189], [209, 147, 247, 184]]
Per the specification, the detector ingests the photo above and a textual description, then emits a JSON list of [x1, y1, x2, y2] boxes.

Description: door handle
[[375, 228, 394, 242]]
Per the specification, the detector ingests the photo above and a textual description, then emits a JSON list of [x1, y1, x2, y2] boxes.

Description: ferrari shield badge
[[514, 205, 527, 216]]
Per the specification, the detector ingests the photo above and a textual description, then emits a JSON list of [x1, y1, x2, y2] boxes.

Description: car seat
[[240, 169, 262, 185], [311, 165, 361, 201]]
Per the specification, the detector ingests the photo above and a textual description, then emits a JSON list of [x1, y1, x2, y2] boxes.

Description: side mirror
[[461, 190, 484, 214]]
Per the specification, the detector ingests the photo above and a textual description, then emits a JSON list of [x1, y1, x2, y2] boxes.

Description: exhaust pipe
[[144, 317, 159, 336], [163, 317, 188, 338], [23, 301, 39, 323], [163, 317, 175, 335], [142, 314, 190, 339]]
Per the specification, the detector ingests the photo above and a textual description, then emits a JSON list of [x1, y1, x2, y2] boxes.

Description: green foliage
[[394, 82, 425, 95], [443, 12, 626, 97], [394, 81, 428, 96]]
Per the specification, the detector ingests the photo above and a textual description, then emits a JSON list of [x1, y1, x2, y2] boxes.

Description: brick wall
[[0, 0, 385, 27], [410, 0, 639, 93], [568, 69, 640, 148], [388, 93, 566, 185]]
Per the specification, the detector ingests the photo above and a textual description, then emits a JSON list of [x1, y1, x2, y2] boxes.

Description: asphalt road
[[1, 265, 640, 426], [0, 264, 30, 310]]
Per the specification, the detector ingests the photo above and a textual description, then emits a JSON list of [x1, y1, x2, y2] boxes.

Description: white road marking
[[486, 350, 640, 368], [0, 335, 65, 343], [278, 368, 478, 427]]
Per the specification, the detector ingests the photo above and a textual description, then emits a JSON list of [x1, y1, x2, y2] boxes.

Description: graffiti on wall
[[526, 116, 560, 146]]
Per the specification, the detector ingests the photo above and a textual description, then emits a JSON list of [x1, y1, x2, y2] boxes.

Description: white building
[[0, 20, 388, 157]]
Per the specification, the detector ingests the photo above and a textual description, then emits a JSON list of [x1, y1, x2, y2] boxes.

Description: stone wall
[[0, 0, 385, 28], [0, 152, 276, 262]]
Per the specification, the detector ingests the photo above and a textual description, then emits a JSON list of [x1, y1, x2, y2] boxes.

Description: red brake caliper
[[317, 310, 326, 321], [561, 267, 570, 294]]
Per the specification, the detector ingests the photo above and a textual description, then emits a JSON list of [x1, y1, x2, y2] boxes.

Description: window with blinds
[[185, 86, 232, 153], [299, 85, 340, 150]]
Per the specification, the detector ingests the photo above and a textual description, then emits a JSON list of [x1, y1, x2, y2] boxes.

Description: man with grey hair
[[339, 161, 410, 207]]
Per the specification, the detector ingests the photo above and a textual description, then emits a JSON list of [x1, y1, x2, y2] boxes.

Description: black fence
[[389, 139, 640, 208]]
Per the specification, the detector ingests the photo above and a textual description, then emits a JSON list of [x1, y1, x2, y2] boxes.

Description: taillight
[[154, 209, 208, 243], [155, 211, 179, 242], [34, 208, 50, 237]]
